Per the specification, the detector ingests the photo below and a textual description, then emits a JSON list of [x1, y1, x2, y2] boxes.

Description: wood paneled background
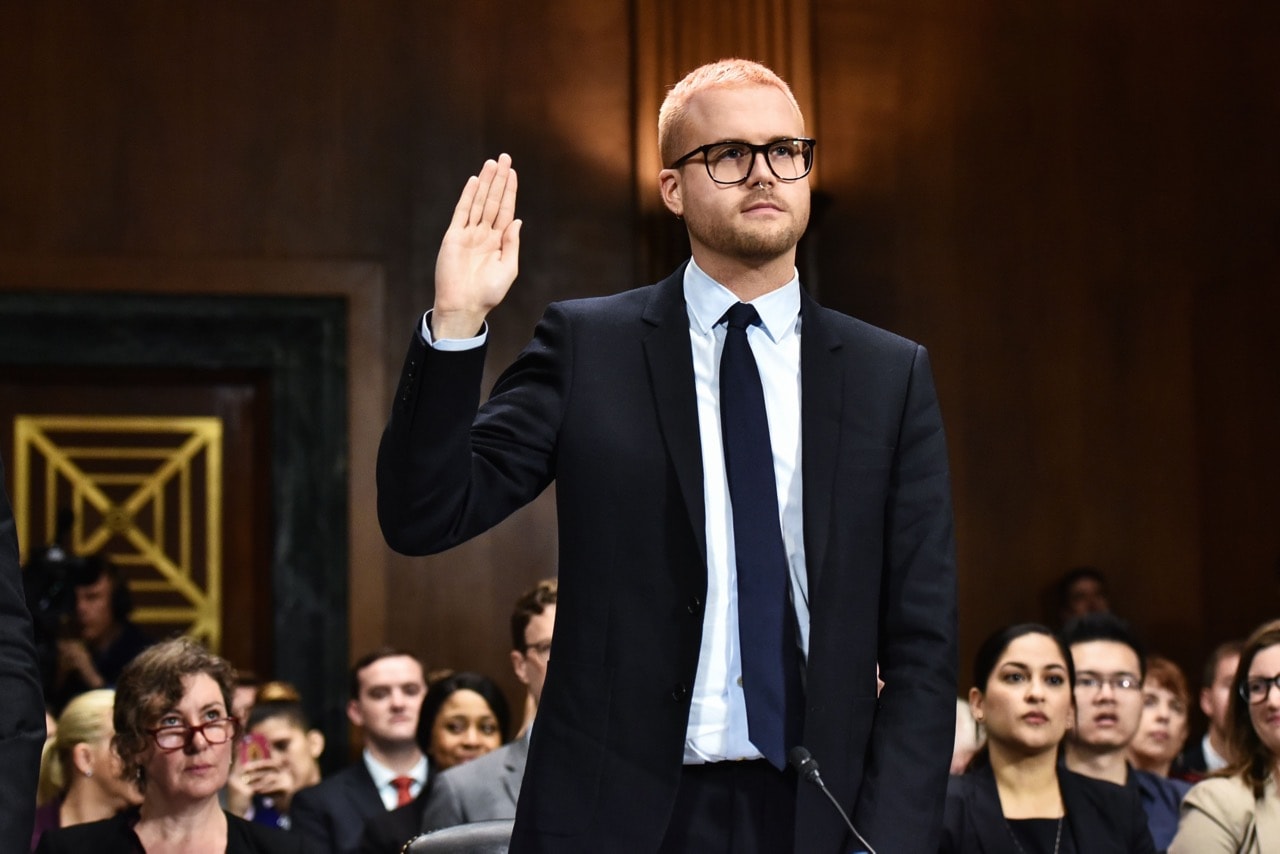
[[2, 1, 1276, 745]]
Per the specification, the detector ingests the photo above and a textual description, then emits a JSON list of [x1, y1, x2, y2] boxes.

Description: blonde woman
[[31, 689, 141, 850]]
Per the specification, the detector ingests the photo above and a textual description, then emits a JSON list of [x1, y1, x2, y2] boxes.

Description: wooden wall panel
[[1, 0, 1276, 744]]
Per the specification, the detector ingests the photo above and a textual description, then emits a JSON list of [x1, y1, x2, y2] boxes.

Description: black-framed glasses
[[146, 716, 238, 752], [669, 138, 816, 185], [1241, 674, 1280, 704]]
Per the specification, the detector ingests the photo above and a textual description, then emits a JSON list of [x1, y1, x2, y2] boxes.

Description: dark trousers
[[658, 760, 797, 854]]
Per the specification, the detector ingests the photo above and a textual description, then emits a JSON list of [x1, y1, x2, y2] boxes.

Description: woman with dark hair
[[358, 671, 509, 853], [1170, 618, 1280, 853], [941, 623, 1154, 853], [36, 637, 301, 853]]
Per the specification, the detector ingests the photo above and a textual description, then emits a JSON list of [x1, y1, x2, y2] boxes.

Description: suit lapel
[[967, 765, 1023, 854], [503, 735, 531, 807], [347, 760, 386, 818], [641, 267, 707, 566], [798, 291, 843, 594]]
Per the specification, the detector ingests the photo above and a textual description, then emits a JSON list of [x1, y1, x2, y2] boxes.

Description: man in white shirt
[[378, 58, 957, 853], [291, 648, 427, 854]]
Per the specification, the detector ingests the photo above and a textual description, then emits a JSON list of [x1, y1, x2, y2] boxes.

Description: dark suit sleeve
[[288, 785, 339, 854], [0, 456, 46, 854], [377, 309, 570, 555], [854, 345, 958, 851]]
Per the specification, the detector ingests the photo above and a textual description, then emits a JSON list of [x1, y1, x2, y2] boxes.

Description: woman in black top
[[37, 637, 300, 854], [941, 623, 1154, 854]]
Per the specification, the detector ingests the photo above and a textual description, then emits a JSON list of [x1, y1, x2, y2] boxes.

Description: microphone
[[788, 746, 878, 854]]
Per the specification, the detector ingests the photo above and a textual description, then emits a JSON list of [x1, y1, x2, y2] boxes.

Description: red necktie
[[391, 776, 414, 807]]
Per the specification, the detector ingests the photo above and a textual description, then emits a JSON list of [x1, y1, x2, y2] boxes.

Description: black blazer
[[941, 763, 1156, 854], [290, 762, 387, 854], [34, 808, 303, 853], [377, 266, 958, 853], [0, 455, 46, 854]]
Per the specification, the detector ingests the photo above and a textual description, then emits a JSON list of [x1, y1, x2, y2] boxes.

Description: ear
[[658, 169, 684, 217], [306, 729, 326, 760], [70, 742, 95, 776], [967, 687, 984, 723], [346, 698, 364, 729], [511, 650, 531, 687], [1066, 702, 1077, 732], [1200, 687, 1214, 718]]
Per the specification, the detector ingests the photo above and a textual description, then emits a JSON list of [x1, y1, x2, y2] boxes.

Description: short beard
[[684, 206, 809, 265]]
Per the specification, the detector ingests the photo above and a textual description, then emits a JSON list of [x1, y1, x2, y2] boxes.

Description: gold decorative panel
[[13, 416, 223, 651]]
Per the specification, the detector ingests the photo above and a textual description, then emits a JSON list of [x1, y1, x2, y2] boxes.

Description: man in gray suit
[[420, 579, 557, 831]]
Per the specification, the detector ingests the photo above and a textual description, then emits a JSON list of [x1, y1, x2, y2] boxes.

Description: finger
[[449, 175, 481, 231], [466, 158, 499, 226], [502, 218, 522, 268], [479, 153, 512, 229], [493, 164, 518, 233]]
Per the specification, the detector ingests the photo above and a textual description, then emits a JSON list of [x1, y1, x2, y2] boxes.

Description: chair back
[[400, 819, 514, 854]]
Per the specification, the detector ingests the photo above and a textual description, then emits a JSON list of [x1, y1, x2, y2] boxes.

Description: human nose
[[745, 148, 775, 185]]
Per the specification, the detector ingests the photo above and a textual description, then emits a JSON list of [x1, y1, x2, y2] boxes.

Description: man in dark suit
[[378, 59, 957, 853], [0, 455, 47, 853], [291, 648, 427, 854], [421, 579, 557, 831]]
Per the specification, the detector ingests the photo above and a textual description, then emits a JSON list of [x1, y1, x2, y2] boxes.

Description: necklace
[[1002, 814, 1063, 854]]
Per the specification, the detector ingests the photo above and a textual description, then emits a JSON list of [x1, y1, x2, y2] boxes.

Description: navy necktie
[[718, 302, 803, 769]]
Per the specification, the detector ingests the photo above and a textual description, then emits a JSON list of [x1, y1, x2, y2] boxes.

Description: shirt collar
[[363, 749, 428, 788], [683, 258, 801, 343]]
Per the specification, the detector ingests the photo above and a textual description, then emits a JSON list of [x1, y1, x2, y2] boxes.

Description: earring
[[84, 769, 93, 778]]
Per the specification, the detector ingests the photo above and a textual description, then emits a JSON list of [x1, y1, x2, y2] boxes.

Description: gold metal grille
[[13, 416, 223, 651]]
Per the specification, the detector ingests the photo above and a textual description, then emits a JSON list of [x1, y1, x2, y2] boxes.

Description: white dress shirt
[[363, 750, 429, 810], [681, 258, 810, 763]]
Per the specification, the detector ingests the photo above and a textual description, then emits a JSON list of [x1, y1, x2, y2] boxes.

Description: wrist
[[430, 308, 487, 340]]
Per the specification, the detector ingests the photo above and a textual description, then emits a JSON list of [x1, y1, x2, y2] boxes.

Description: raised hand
[[432, 153, 522, 340]]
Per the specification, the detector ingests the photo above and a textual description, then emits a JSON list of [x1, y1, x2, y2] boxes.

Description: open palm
[[432, 153, 521, 338]]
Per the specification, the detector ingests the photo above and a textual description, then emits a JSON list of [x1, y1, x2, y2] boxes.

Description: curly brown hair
[[1222, 618, 1280, 798], [112, 637, 237, 790]]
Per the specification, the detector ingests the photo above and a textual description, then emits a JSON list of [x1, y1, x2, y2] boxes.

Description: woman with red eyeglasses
[[37, 637, 301, 853]]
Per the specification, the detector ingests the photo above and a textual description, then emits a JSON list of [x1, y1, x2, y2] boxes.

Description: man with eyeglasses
[[1061, 613, 1190, 850], [378, 58, 957, 853], [420, 578, 557, 833]]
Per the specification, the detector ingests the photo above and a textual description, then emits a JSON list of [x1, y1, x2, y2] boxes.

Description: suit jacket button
[[671, 682, 688, 701], [686, 596, 702, 615]]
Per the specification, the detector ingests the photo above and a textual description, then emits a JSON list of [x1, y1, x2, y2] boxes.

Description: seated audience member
[[360, 671, 510, 853], [1053, 565, 1111, 627], [422, 580, 556, 831], [1177, 639, 1243, 781], [52, 556, 153, 711], [31, 689, 142, 850], [226, 682, 324, 831], [941, 623, 1154, 853], [1061, 613, 1187, 851], [231, 670, 262, 729], [36, 637, 301, 853], [1170, 619, 1280, 853], [951, 695, 985, 775], [289, 648, 427, 854], [1129, 656, 1194, 782]]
